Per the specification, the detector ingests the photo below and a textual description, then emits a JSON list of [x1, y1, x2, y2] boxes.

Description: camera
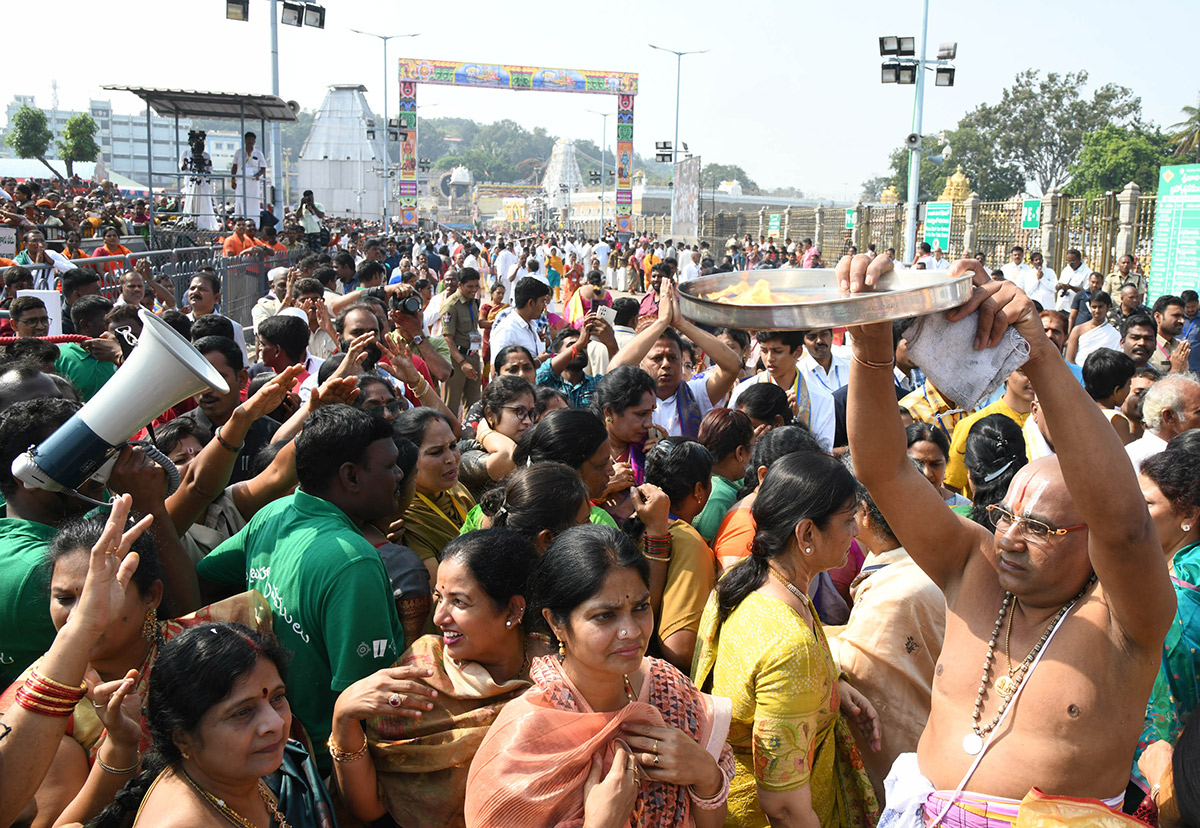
[[392, 295, 422, 315]]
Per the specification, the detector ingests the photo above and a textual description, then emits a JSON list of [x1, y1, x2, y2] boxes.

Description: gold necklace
[[767, 565, 808, 603], [181, 770, 292, 828], [623, 673, 638, 703]]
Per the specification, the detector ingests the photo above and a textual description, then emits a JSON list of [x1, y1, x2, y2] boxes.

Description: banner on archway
[[395, 58, 638, 240]]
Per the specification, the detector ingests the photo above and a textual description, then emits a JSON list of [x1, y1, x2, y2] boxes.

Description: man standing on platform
[[231, 131, 267, 221]]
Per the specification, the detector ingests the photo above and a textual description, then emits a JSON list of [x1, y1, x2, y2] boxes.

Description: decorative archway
[[395, 58, 638, 241]]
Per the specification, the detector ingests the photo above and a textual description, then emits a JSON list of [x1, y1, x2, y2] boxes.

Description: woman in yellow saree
[[693, 452, 881, 828]]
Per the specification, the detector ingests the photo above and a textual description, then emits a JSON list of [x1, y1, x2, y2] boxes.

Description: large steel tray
[[676, 267, 974, 330]]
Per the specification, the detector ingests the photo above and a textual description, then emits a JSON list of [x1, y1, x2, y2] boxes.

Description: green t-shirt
[[54, 343, 117, 402], [459, 502, 617, 535], [0, 519, 58, 687], [197, 491, 401, 772], [693, 475, 743, 545]]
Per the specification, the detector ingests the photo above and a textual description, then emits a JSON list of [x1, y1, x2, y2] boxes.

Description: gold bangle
[[30, 670, 88, 695], [327, 735, 369, 763], [851, 353, 895, 370], [98, 756, 141, 775]]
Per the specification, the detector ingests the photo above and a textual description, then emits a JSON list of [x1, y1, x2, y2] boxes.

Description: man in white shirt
[[999, 244, 1033, 283], [799, 328, 850, 393], [680, 249, 702, 282], [914, 242, 934, 268], [1019, 251, 1057, 309], [1127, 373, 1200, 469], [231, 131, 268, 220], [296, 190, 325, 251], [1056, 247, 1092, 312], [493, 242, 517, 290], [490, 276, 551, 360], [587, 296, 639, 375], [605, 288, 744, 438], [728, 330, 836, 450], [929, 247, 951, 270], [593, 237, 611, 271]]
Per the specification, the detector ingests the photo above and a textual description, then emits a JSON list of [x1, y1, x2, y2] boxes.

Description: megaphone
[[12, 309, 229, 493]]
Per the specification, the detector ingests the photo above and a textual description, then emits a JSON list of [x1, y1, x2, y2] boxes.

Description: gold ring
[[653, 739, 659, 753], [653, 754, 660, 766]]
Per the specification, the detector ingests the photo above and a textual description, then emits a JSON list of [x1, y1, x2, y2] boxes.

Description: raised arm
[[843, 255, 989, 591], [985, 273, 1175, 648], [671, 289, 743, 405], [608, 282, 672, 371]]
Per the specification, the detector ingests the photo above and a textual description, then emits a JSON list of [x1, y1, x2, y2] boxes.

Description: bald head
[[0, 366, 64, 412]]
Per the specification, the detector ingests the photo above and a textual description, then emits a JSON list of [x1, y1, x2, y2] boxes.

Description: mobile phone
[[596, 305, 617, 326]]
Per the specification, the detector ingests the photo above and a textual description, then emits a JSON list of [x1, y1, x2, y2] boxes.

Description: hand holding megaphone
[[108, 444, 171, 509]]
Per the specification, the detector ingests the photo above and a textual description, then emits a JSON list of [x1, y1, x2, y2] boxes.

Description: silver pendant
[[962, 732, 984, 755]]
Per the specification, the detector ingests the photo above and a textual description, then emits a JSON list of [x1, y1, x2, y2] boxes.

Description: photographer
[[297, 189, 326, 251]]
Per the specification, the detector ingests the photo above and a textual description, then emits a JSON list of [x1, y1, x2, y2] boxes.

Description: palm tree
[[1169, 92, 1200, 162]]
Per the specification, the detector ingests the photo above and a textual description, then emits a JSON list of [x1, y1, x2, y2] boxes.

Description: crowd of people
[[0, 210, 1199, 828]]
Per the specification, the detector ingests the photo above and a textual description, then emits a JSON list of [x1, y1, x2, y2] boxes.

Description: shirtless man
[[842, 253, 1173, 824]]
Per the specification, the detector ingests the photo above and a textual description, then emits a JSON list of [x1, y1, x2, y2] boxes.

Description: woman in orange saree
[[464, 524, 735, 828]]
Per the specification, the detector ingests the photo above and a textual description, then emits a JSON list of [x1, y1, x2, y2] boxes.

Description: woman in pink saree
[[464, 524, 734, 828]]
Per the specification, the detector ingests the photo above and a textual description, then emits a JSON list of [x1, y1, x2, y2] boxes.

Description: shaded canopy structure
[[100, 87, 298, 123], [101, 86, 299, 245]]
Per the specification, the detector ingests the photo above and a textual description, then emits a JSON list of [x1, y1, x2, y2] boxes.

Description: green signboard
[[923, 201, 952, 252], [1021, 199, 1041, 230], [767, 213, 781, 237], [1151, 164, 1200, 302], [845, 208, 856, 229]]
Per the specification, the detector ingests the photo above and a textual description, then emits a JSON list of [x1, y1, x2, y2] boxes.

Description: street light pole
[[352, 30, 419, 233], [649, 43, 708, 233], [902, 0, 930, 264], [587, 109, 609, 234], [270, 0, 282, 217]]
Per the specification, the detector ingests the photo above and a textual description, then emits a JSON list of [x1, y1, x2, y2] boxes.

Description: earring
[[804, 547, 813, 556], [1185, 524, 1193, 532], [558, 640, 566, 657], [505, 620, 512, 627], [142, 608, 159, 643], [605, 416, 613, 424]]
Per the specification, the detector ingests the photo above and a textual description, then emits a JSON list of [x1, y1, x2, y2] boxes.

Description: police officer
[[441, 267, 483, 417]]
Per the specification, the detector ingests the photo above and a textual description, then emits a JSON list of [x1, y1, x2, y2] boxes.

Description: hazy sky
[[5, 0, 1197, 200]]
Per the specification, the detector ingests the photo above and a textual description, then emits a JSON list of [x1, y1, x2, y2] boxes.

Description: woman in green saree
[[1136, 431, 1200, 784]]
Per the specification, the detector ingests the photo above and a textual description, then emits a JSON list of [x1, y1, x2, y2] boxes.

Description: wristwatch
[[411, 335, 426, 347]]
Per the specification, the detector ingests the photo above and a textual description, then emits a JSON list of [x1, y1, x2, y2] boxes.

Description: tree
[[1168, 91, 1200, 163], [700, 163, 759, 194], [985, 70, 1141, 193], [4, 105, 61, 179], [884, 137, 945, 202], [56, 113, 100, 178], [942, 118, 1026, 201], [1067, 125, 1175, 196], [859, 175, 891, 202]]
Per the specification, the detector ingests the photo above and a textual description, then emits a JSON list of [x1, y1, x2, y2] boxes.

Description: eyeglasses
[[985, 504, 1087, 542], [20, 316, 50, 327], [501, 404, 539, 423]]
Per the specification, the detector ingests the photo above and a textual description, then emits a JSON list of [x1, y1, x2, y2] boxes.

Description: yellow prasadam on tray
[[704, 277, 813, 305]]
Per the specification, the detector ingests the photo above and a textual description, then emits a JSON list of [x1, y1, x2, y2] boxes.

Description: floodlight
[[898, 65, 917, 85], [879, 36, 899, 56], [656, 141, 672, 151], [937, 41, 957, 60], [280, 1, 303, 26], [302, 3, 325, 28], [366, 130, 376, 140], [226, 0, 249, 21], [935, 67, 956, 87], [881, 63, 899, 84], [898, 37, 916, 56], [656, 153, 673, 163]]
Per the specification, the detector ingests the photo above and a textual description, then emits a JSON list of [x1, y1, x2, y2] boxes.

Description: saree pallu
[[464, 655, 734, 828], [1135, 541, 1200, 785], [0, 591, 271, 761], [364, 634, 545, 828]]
